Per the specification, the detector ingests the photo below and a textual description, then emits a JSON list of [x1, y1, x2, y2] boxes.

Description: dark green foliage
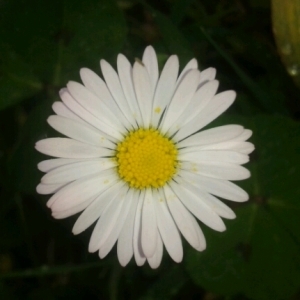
[[0, 0, 300, 299], [186, 115, 300, 300]]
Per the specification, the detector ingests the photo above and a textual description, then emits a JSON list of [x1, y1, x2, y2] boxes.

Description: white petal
[[35, 138, 113, 158], [60, 89, 121, 140], [154, 189, 183, 263], [99, 191, 133, 259], [199, 141, 255, 154], [179, 170, 249, 202], [164, 185, 205, 251], [170, 181, 226, 232], [232, 142, 255, 154], [182, 162, 250, 181], [52, 101, 83, 122], [175, 91, 236, 141], [100, 59, 135, 127], [147, 233, 163, 269], [117, 54, 143, 126], [176, 178, 236, 219], [36, 46, 254, 268], [47, 115, 115, 148], [141, 189, 157, 258], [67, 81, 124, 133], [79, 68, 132, 129], [176, 58, 198, 85], [178, 125, 244, 148], [160, 69, 200, 133], [142, 45, 159, 96], [47, 169, 118, 210], [198, 67, 216, 88], [133, 61, 152, 128], [186, 129, 254, 154], [41, 159, 116, 184], [167, 80, 219, 136], [189, 214, 207, 251], [234, 129, 252, 141], [117, 189, 139, 267], [133, 190, 146, 266], [72, 181, 124, 235], [36, 182, 67, 195], [88, 185, 127, 253], [38, 158, 90, 172], [179, 150, 249, 164], [52, 196, 95, 219], [151, 55, 179, 128]]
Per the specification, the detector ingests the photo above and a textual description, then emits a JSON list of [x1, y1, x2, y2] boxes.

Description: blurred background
[[1, 0, 300, 299]]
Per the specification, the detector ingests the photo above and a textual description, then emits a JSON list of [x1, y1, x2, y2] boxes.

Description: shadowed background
[[0, 0, 300, 299]]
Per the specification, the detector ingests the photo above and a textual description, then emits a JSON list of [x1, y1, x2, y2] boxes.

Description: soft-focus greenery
[[1, 0, 300, 299], [272, 0, 300, 88]]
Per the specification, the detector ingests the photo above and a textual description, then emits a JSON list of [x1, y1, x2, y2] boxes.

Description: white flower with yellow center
[[36, 46, 254, 269]]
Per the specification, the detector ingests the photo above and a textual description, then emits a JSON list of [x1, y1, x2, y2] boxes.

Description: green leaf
[[0, 204, 24, 248], [251, 116, 300, 204], [200, 28, 290, 115], [244, 207, 300, 300], [53, 0, 128, 85], [170, 0, 195, 26], [0, 261, 106, 279], [140, 265, 188, 300], [9, 101, 53, 194], [186, 115, 300, 299], [0, 0, 127, 85], [6, 0, 128, 193], [143, 4, 194, 67], [185, 205, 254, 296], [0, 281, 15, 300], [0, 47, 42, 110]]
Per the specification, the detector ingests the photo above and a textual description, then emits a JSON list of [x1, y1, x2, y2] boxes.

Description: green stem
[[109, 260, 122, 300]]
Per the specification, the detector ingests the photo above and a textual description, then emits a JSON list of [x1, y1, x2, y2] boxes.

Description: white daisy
[[36, 46, 254, 269]]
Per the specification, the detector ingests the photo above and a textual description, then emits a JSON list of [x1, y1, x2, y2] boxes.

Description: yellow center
[[116, 128, 178, 189]]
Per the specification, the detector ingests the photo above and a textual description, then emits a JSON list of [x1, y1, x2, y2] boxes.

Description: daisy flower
[[36, 46, 254, 269]]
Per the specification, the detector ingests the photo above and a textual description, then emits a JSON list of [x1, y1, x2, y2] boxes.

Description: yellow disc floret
[[116, 128, 178, 189]]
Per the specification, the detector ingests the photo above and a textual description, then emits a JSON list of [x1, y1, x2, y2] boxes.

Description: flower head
[[36, 46, 254, 268]]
